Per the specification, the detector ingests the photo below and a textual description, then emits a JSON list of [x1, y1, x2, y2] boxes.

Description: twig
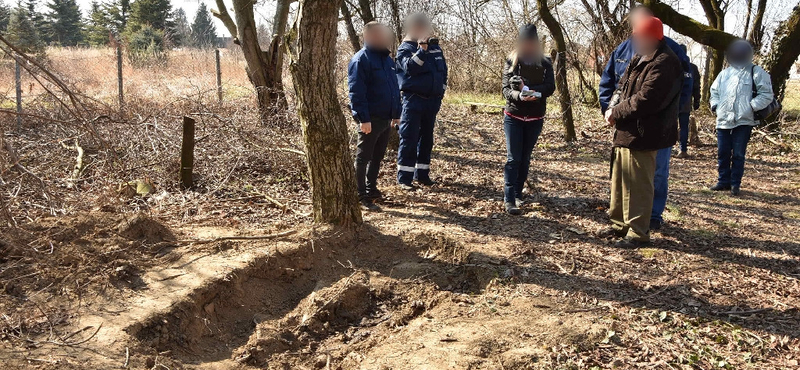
[[179, 229, 297, 245], [124, 347, 130, 368], [714, 308, 769, 316]]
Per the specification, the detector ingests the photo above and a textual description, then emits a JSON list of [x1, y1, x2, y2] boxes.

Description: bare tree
[[288, 0, 362, 225], [537, 0, 576, 142], [211, 0, 293, 119], [748, 0, 768, 51]]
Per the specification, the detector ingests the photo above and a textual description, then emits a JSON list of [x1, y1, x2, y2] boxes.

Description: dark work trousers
[[717, 124, 753, 188], [355, 118, 392, 198], [678, 112, 691, 152], [503, 115, 544, 203], [397, 94, 442, 185]]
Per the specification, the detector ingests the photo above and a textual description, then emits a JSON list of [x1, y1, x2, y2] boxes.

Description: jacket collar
[[632, 39, 667, 66], [365, 44, 390, 56]]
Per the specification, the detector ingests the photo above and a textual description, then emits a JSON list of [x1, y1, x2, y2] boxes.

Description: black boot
[[710, 183, 731, 191], [730, 186, 740, 196], [505, 202, 522, 216], [415, 177, 437, 186], [359, 198, 381, 212]]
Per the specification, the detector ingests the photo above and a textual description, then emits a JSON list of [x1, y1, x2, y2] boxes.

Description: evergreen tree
[[0, 1, 11, 34], [170, 7, 190, 47], [128, 0, 172, 33], [190, 2, 215, 48], [104, 0, 129, 37], [6, 4, 44, 53], [85, 1, 111, 46], [45, 0, 83, 46], [25, 0, 49, 44]]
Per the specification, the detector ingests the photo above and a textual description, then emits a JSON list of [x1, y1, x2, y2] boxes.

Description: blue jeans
[[503, 115, 543, 202], [397, 95, 441, 185], [651, 147, 671, 223], [717, 125, 753, 187], [678, 112, 690, 152]]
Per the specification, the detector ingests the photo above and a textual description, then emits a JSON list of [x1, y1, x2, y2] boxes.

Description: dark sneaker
[[515, 198, 525, 207], [614, 238, 651, 249], [505, 202, 522, 216], [398, 183, 416, 191], [359, 198, 381, 212], [415, 177, 437, 186], [650, 219, 663, 231], [710, 183, 731, 191], [676, 151, 690, 159], [596, 227, 626, 239], [731, 186, 740, 196], [365, 188, 383, 200]]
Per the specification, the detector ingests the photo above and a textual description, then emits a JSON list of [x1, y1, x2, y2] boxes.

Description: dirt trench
[[123, 227, 510, 369]]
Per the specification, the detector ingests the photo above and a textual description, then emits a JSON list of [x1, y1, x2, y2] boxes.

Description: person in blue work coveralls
[[599, 5, 693, 231], [348, 22, 402, 211], [395, 13, 448, 191]]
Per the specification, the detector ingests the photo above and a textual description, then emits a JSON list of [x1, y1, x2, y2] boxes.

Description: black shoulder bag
[[750, 65, 781, 120]]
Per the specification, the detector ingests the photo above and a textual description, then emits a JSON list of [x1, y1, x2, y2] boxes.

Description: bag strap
[[750, 65, 757, 97]]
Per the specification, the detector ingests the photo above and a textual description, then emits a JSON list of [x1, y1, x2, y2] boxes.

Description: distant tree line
[[0, 0, 220, 54]]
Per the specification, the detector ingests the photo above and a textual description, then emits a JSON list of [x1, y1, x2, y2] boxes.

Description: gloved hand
[[509, 76, 523, 91]]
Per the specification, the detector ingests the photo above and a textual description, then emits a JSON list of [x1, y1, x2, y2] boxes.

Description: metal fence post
[[215, 49, 222, 103], [14, 57, 22, 131], [117, 46, 124, 110]]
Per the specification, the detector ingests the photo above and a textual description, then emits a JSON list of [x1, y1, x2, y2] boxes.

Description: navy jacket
[[348, 46, 402, 123], [599, 36, 692, 113], [395, 40, 448, 99]]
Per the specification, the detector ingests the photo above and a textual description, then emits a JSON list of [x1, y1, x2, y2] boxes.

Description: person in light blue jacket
[[709, 39, 774, 196]]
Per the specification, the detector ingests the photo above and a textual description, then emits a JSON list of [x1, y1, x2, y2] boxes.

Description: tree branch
[[211, 0, 238, 41], [637, 0, 737, 50]]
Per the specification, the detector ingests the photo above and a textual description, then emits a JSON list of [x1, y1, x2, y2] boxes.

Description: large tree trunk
[[537, 0, 576, 142], [761, 4, 800, 129], [748, 0, 768, 51], [212, 0, 289, 120], [288, 0, 362, 225]]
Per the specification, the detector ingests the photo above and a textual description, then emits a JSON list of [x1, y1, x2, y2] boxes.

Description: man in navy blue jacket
[[599, 5, 692, 231], [348, 22, 401, 211], [395, 13, 448, 190]]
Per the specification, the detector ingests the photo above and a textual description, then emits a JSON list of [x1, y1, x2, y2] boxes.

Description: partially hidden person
[[601, 16, 682, 248], [709, 39, 774, 196], [676, 44, 702, 158], [347, 22, 401, 211], [395, 13, 448, 191], [599, 5, 693, 231], [500, 24, 555, 215]]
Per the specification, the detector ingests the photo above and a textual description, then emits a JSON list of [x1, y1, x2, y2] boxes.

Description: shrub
[[125, 24, 167, 67]]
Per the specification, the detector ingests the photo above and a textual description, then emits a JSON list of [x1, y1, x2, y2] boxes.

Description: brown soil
[[1, 106, 799, 369]]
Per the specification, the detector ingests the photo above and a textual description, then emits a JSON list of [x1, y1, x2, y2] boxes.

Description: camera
[[520, 90, 541, 98], [420, 37, 439, 46]]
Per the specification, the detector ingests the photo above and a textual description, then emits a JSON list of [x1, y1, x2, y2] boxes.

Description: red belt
[[504, 110, 543, 122]]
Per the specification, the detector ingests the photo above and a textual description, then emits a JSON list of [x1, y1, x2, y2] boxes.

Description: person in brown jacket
[[601, 16, 682, 248]]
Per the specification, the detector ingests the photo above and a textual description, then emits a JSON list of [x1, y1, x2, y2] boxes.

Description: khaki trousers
[[609, 147, 657, 242]]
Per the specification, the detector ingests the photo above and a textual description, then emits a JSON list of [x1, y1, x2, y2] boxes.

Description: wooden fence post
[[215, 49, 223, 103], [14, 57, 22, 131], [180, 116, 196, 189], [117, 46, 124, 110]]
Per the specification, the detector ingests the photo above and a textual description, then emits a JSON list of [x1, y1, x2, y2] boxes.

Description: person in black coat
[[500, 24, 555, 215]]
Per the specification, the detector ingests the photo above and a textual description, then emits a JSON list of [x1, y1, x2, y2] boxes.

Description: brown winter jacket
[[609, 40, 682, 150]]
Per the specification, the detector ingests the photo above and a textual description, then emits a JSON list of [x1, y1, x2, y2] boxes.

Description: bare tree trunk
[[341, 2, 362, 52], [212, 0, 291, 120], [748, 0, 768, 51], [388, 0, 404, 45], [537, 0, 576, 142], [356, 0, 375, 22], [742, 0, 753, 39], [288, 0, 362, 225], [761, 4, 800, 129]]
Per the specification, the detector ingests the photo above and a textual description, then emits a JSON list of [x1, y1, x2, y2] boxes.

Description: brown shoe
[[596, 227, 626, 239], [676, 151, 689, 159]]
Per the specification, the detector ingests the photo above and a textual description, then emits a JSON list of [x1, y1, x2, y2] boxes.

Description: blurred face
[[407, 20, 432, 39], [632, 33, 659, 56], [628, 8, 653, 29], [517, 39, 541, 63], [364, 25, 390, 49]]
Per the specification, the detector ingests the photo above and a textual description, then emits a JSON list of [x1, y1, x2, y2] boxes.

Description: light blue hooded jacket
[[709, 63, 774, 129]]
